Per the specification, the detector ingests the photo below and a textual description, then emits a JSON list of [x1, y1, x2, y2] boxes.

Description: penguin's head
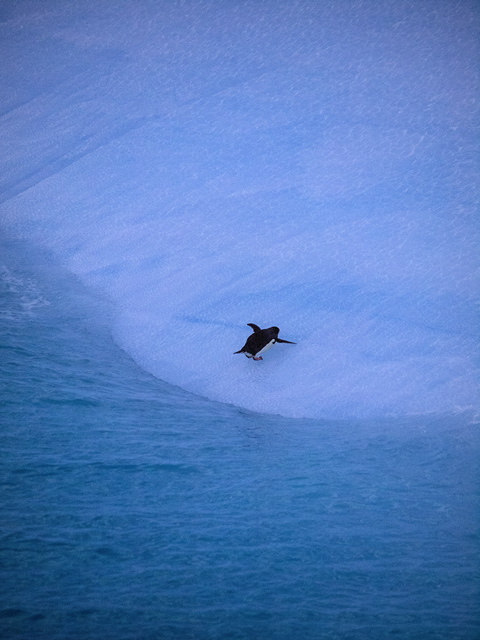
[[270, 326, 280, 334]]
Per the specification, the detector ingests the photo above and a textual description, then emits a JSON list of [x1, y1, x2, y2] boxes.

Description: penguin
[[234, 323, 296, 360]]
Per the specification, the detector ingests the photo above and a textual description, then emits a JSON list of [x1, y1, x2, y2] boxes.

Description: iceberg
[[1, 0, 478, 418]]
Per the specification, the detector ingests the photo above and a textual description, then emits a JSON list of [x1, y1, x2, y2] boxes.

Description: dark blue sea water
[[1, 243, 479, 640]]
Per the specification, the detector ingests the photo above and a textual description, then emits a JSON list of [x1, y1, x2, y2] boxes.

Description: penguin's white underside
[[244, 339, 276, 358]]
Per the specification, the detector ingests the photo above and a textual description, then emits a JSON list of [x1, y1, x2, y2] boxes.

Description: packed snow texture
[[1, 0, 478, 418]]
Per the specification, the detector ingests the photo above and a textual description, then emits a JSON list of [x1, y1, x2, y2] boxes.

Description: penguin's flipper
[[247, 323, 262, 333], [233, 349, 244, 354], [276, 338, 296, 344]]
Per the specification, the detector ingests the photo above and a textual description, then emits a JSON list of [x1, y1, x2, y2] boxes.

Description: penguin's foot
[[253, 356, 263, 361]]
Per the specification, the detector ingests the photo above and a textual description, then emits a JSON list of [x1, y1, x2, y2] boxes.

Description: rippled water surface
[[1, 247, 479, 639]]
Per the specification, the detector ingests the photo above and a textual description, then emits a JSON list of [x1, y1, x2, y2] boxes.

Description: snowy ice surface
[[1, 0, 478, 418]]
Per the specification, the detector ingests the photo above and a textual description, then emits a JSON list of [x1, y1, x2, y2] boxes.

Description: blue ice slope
[[0, 0, 478, 418]]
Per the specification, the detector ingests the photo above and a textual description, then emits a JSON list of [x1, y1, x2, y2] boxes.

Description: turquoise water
[[1, 244, 479, 639]]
